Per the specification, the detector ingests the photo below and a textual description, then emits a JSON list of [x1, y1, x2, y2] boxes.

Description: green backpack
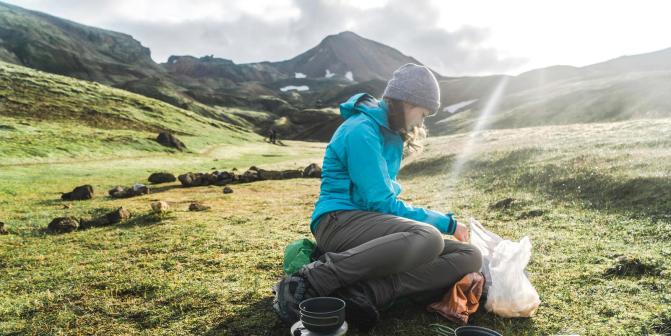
[[283, 238, 317, 275]]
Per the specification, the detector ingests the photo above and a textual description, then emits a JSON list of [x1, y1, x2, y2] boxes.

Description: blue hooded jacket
[[309, 93, 457, 235]]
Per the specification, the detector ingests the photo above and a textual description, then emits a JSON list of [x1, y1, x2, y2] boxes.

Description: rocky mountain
[[272, 31, 426, 82], [0, 2, 164, 86], [3, 0, 671, 140], [157, 31, 426, 109]]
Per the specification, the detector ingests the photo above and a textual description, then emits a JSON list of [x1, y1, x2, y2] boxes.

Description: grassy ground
[[1, 118, 670, 335]]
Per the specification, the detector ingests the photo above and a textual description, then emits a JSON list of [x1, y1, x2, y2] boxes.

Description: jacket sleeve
[[344, 121, 457, 235]]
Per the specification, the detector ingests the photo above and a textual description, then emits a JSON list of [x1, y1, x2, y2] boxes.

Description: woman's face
[[403, 103, 431, 130]]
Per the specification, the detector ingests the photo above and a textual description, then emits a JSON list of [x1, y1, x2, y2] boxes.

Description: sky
[[5, 0, 671, 76]]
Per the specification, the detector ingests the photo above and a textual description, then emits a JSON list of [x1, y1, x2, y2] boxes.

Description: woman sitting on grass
[[273, 63, 482, 330]]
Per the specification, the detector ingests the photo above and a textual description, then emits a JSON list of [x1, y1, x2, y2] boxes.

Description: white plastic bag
[[470, 218, 540, 318]]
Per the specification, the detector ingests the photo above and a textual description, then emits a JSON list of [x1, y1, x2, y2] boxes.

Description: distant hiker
[[267, 128, 278, 144], [273, 64, 481, 329]]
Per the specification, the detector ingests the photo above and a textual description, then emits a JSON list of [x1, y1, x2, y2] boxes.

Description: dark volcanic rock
[[80, 207, 132, 229], [61, 185, 94, 201], [240, 167, 262, 183], [0, 222, 7, 235], [105, 207, 132, 224], [179, 172, 214, 187], [109, 184, 150, 198], [188, 202, 211, 212], [178, 165, 315, 188], [517, 209, 545, 219], [156, 132, 186, 151], [148, 172, 177, 184], [48, 217, 79, 233], [178, 171, 237, 187], [179, 172, 207, 187], [303, 163, 322, 178], [281, 169, 304, 179], [223, 186, 234, 194], [490, 198, 515, 210], [245, 167, 303, 181], [258, 169, 283, 180], [212, 171, 237, 185], [605, 256, 663, 277]]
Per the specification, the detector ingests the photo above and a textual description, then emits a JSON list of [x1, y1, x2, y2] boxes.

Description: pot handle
[[300, 314, 340, 326]]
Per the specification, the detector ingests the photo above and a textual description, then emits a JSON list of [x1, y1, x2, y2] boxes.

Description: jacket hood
[[339, 93, 391, 130]]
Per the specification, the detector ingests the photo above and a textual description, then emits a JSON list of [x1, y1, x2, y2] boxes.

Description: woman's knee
[[411, 225, 444, 258]]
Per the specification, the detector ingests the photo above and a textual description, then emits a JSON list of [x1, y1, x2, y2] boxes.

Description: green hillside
[[0, 61, 257, 165], [431, 70, 671, 135]]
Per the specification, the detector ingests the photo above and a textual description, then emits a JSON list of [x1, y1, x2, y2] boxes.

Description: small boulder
[[48, 217, 79, 233], [281, 169, 303, 179], [151, 201, 170, 213], [178, 172, 198, 186], [0, 222, 8, 235], [605, 256, 663, 277], [61, 185, 94, 201], [156, 131, 186, 151], [240, 167, 261, 183], [108, 186, 124, 196], [258, 169, 283, 180], [490, 197, 515, 209], [80, 207, 132, 228], [212, 171, 236, 185], [109, 184, 150, 198], [131, 183, 150, 195], [189, 202, 211, 212], [303, 163, 322, 178], [517, 209, 545, 219], [148, 172, 176, 184], [178, 172, 218, 187], [223, 186, 234, 194], [106, 207, 131, 223]]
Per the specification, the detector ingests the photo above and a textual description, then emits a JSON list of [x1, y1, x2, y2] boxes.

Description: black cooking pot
[[299, 297, 346, 334]]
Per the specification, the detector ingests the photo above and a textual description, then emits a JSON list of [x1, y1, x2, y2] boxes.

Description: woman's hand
[[453, 222, 470, 242]]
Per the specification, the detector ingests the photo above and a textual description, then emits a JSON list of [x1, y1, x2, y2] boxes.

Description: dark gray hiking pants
[[300, 210, 483, 308]]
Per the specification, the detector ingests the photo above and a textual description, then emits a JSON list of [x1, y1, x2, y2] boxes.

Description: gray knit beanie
[[382, 63, 440, 115]]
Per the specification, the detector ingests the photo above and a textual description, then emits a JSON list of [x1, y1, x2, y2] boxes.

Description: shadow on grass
[[384, 291, 536, 334], [34, 184, 184, 206], [200, 292, 537, 336], [648, 308, 671, 335], [204, 296, 287, 336], [148, 183, 184, 194], [35, 197, 84, 206], [113, 212, 172, 229]]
